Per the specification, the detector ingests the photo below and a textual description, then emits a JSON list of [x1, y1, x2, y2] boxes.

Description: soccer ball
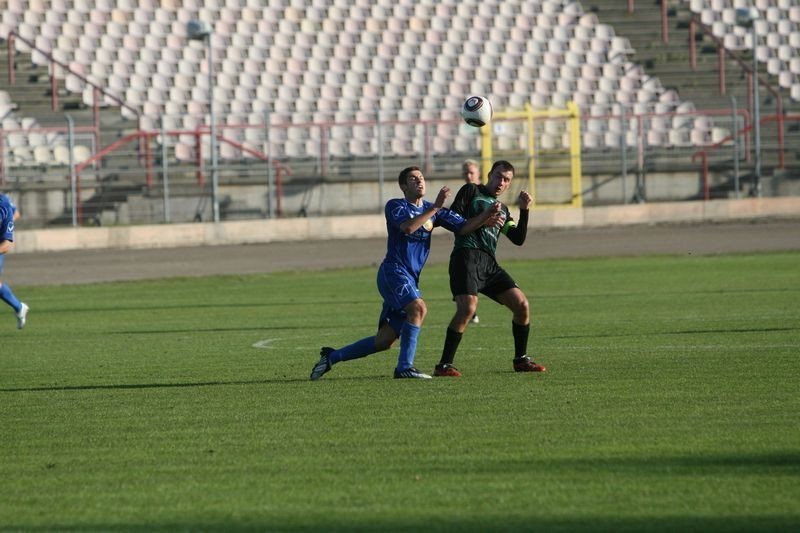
[[461, 96, 493, 128]]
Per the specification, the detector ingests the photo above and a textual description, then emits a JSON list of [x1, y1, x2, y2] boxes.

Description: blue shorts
[[0, 254, 4, 275], [376, 262, 421, 335]]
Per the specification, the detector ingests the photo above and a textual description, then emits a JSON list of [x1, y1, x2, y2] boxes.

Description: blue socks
[[0, 283, 21, 313], [329, 322, 420, 371], [396, 322, 421, 371], [329, 336, 377, 365]]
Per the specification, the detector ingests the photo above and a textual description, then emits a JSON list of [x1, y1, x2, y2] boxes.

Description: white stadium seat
[[0, 0, 734, 164]]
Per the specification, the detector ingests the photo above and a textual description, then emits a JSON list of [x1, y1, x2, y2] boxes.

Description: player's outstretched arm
[[504, 190, 533, 246], [398, 186, 451, 235], [456, 201, 503, 236], [0, 239, 13, 255], [518, 190, 533, 211]]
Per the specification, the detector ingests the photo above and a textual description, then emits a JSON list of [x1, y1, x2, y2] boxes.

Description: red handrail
[[687, 16, 785, 169], [214, 132, 291, 217], [73, 131, 144, 223], [7, 31, 140, 119], [7, 30, 142, 165], [692, 113, 799, 199], [690, 151, 710, 201]]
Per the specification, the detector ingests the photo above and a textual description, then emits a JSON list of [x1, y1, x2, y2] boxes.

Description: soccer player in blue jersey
[[310, 166, 501, 380], [0, 193, 28, 329], [434, 160, 545, 377]]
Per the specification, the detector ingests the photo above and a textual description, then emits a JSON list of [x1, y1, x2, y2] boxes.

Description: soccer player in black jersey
[[461, 159, 482, 325], [434, 160, 546, 377]]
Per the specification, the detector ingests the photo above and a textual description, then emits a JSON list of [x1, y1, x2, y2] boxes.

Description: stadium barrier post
[[661, 0, 669, 43], [265, 111, 274, 219], [93, 89, 102, 170], [49, 57, 58, 112], [525, 103, 535, 204], [776, 94, 784, 170], [7, 34, 14, 85], [207, 36, 220, 222], [160, 116, 171, 223], [423, 121, 432, 177], [376, 110, 384, 213], [144, 132, 153, 189], [635, 115, 645, 203], [751, 24, 761, 197], [746, 71, 753, 162], [319, 123, 328, 179], [480, 119, 493, 182], [194, 127, 203, 186], [689, 19, 697, 70], [276, 166, 283, 217], [66, 115, 78, 226], [730, 96, 740, 198], [621, 104, 628, 204], [568, 101, 582, 208]]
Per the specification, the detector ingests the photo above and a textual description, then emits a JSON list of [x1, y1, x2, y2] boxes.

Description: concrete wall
[[11, 196, 800, 254]]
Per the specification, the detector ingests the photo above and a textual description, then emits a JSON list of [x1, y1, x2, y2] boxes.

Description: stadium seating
[[1, 0, 727, 162], [686, 0, 800, 102]]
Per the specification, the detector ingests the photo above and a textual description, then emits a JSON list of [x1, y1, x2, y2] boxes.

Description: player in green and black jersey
[[433, 160, 547, 377]]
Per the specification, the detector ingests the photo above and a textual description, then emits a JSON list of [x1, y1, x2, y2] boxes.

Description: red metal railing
[[6, 30, 144, 162], [687, 16, 785, 169], [71, 127, 290, 222], [623, 1, 667, 42], [7, 31, 140, 121], [692, 113, 798, 200]]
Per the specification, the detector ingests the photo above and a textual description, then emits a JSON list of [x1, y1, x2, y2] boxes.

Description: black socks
[[439, 327, 463, 365], [512, 321, 530, 358]]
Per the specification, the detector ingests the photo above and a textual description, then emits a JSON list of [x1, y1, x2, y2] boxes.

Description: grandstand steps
[[589, 0, 800, 175], [0, 50, 80, 121], [0, 41, 142, 169]]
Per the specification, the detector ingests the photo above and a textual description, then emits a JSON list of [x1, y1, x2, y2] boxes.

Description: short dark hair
[[489, 160, 515, 177], [398, 166, 422, 186]]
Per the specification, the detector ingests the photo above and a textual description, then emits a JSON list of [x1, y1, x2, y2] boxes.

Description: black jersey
[[450, 183, 528, 256]]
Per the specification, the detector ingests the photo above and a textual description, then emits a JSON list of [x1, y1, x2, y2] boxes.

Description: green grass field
[[2, 252, 799, 531]]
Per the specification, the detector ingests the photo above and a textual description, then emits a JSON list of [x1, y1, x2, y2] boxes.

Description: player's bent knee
[[375, 338, 396, 351], [374, 328, 398, 351], [503, 290, 528, 316], [455, 295, 478, 317], [406, 298, 427, 321]]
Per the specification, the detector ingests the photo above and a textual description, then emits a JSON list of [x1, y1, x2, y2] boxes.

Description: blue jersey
[[382, 198, 466, 281], [0, 194, 16, 242]]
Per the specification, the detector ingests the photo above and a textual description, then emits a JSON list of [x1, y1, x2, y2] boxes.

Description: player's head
[[461, 159, 481, 184], [398, 166, 426, 200], [486, 160, 515, 197]]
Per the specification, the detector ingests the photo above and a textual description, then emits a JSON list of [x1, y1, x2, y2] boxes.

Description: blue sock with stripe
[[395, 322, 421, 372], [329, 336, 377, 365], [0, 283, 21, 313]]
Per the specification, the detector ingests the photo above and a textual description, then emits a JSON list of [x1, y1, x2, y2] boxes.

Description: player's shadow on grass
[[0, 378, 304, 393], [474, 451, 800, 475], [549, 325, 799, 340], [0, 374, 389, 393], [42, 300, 372, 314], [109, 325, 312, 334], [8, 513, 799, 532]]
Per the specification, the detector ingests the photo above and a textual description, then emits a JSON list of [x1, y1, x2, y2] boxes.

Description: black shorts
[[449, 247, 518, 302]]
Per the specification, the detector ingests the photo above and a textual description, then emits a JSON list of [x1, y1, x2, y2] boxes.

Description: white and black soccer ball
[[461, 95, 493, 128]]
